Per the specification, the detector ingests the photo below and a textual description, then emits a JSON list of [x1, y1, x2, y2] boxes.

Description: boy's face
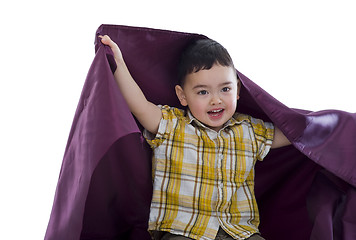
[[175, 64, 240, 132]]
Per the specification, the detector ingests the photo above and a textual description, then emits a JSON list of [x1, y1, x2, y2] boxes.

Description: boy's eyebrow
[[192, 84, 208, 89], [192, 81, 234, 89], [219, 81, 234, 86]]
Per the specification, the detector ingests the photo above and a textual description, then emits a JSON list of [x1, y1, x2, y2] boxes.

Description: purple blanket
[[45, 24, 356, 240]]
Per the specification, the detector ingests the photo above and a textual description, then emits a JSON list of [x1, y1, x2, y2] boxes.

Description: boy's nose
[[210, 95, 222, 105]]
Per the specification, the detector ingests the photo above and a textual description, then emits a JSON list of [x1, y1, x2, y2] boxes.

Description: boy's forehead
[[184, 65, 238, 85]]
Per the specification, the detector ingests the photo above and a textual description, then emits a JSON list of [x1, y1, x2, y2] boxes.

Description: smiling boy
[[175, 63, 238, 132], [100, 35, 290, 240]]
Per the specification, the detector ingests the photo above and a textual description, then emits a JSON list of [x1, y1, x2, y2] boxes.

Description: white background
[[1, 1, 355, 239]]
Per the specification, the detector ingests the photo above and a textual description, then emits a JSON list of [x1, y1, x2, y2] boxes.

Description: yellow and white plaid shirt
[[144, 105, 274, 240]]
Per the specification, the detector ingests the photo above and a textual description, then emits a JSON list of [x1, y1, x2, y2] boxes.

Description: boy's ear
[[175, 85, 188, 106], [237, 79, 241, 100]]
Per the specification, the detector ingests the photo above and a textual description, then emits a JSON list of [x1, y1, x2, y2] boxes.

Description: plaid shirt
[[144, 105, 274, 240]]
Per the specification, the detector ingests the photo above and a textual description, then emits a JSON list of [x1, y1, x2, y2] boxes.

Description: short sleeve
[[250, 117, 275, 161], [143, 105, 182, 148]]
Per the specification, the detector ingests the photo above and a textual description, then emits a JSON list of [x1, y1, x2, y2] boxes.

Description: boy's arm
[[271, 127, 291, 149], [100, 35, 162, 134]]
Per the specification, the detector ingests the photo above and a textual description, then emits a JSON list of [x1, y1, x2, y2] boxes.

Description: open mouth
[[208, 109, 224, 117]]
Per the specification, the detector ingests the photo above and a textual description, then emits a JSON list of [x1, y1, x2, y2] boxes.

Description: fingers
[[98, 35, 123, 61], [99, 35, 117, 48]]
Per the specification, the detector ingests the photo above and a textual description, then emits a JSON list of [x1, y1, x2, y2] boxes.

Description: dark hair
[[177, 38, 235, 86]]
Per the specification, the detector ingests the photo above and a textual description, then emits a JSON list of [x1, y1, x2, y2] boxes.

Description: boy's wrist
[[115, 57, 126, 68]]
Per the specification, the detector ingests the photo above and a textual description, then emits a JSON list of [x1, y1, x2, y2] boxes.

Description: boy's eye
[[198, 90, 208, 95], [222, 87, 230, 92]]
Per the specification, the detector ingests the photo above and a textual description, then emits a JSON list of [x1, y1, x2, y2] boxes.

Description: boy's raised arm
[[271, 127, 291, 149], [100, 35, 162, 134]]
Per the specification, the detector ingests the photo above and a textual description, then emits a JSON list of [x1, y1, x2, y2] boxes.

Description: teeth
[[210, 109, 222, 113]]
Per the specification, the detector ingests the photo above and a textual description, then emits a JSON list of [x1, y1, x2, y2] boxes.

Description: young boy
[[100, 35, 290, 240]]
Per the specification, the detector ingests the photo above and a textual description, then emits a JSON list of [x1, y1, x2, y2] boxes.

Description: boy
[[100, 35, 290, 240]]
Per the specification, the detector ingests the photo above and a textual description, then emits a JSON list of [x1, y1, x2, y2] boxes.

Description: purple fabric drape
[[45, 24, 356, 240]]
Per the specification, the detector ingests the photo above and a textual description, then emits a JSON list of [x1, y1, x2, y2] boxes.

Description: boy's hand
[[99, 35, 123, 64]]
